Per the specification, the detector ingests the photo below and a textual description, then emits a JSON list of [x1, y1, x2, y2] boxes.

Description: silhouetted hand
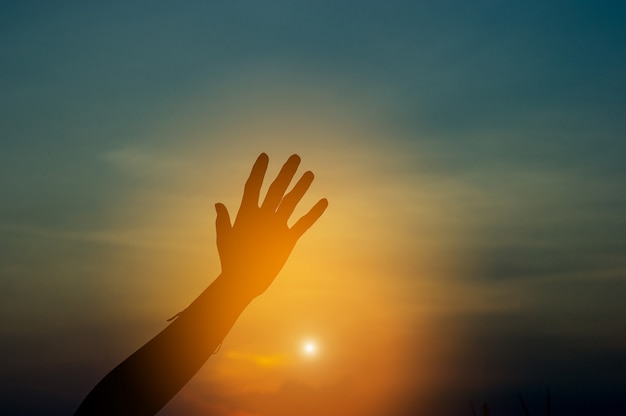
[[215, 153, 328, 299], [75, 153, 327, 416]]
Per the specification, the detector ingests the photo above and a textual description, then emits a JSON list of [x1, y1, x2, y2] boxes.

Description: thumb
[[215, 203, 232, 241]]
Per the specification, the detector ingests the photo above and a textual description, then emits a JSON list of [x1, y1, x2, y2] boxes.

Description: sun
[[301, 340, 318, 357]]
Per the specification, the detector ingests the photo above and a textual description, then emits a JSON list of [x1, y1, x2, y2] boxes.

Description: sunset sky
[[1, 2, 625, 415]]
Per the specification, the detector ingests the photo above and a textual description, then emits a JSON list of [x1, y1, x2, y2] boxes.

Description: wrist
[[214, 272, 260, 304]]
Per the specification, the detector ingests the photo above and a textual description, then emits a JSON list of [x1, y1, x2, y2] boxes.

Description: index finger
[[239, 153, 269, 211]]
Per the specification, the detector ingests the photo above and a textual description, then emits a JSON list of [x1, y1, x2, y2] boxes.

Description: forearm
[[74, 274, 254, 416]]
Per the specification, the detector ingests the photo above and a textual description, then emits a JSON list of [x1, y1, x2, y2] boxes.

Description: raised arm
[[74, 153, 328, 415]]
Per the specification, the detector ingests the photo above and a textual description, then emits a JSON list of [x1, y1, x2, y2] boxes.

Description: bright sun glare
[[302, 340, 318, 357]]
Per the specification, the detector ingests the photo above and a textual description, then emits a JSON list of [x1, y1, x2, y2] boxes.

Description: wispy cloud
[[101, 147, 187, 178], [225, 350, 288, 368]]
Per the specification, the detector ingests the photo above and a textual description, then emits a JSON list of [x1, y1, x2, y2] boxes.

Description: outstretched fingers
[[261, 154, 300, 211], [290, 198, 328, 240], [277, 171, 314, 220]]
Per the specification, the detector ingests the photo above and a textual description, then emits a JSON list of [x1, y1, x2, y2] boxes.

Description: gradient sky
[[1, 2, 625, 415]]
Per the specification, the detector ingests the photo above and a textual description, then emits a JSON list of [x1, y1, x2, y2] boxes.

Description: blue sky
[[1, 1, 625, 415]]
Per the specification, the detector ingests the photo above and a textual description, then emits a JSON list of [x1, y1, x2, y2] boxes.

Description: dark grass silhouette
[[74, 154, 327, 415], [471, 387, 551, 416]]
